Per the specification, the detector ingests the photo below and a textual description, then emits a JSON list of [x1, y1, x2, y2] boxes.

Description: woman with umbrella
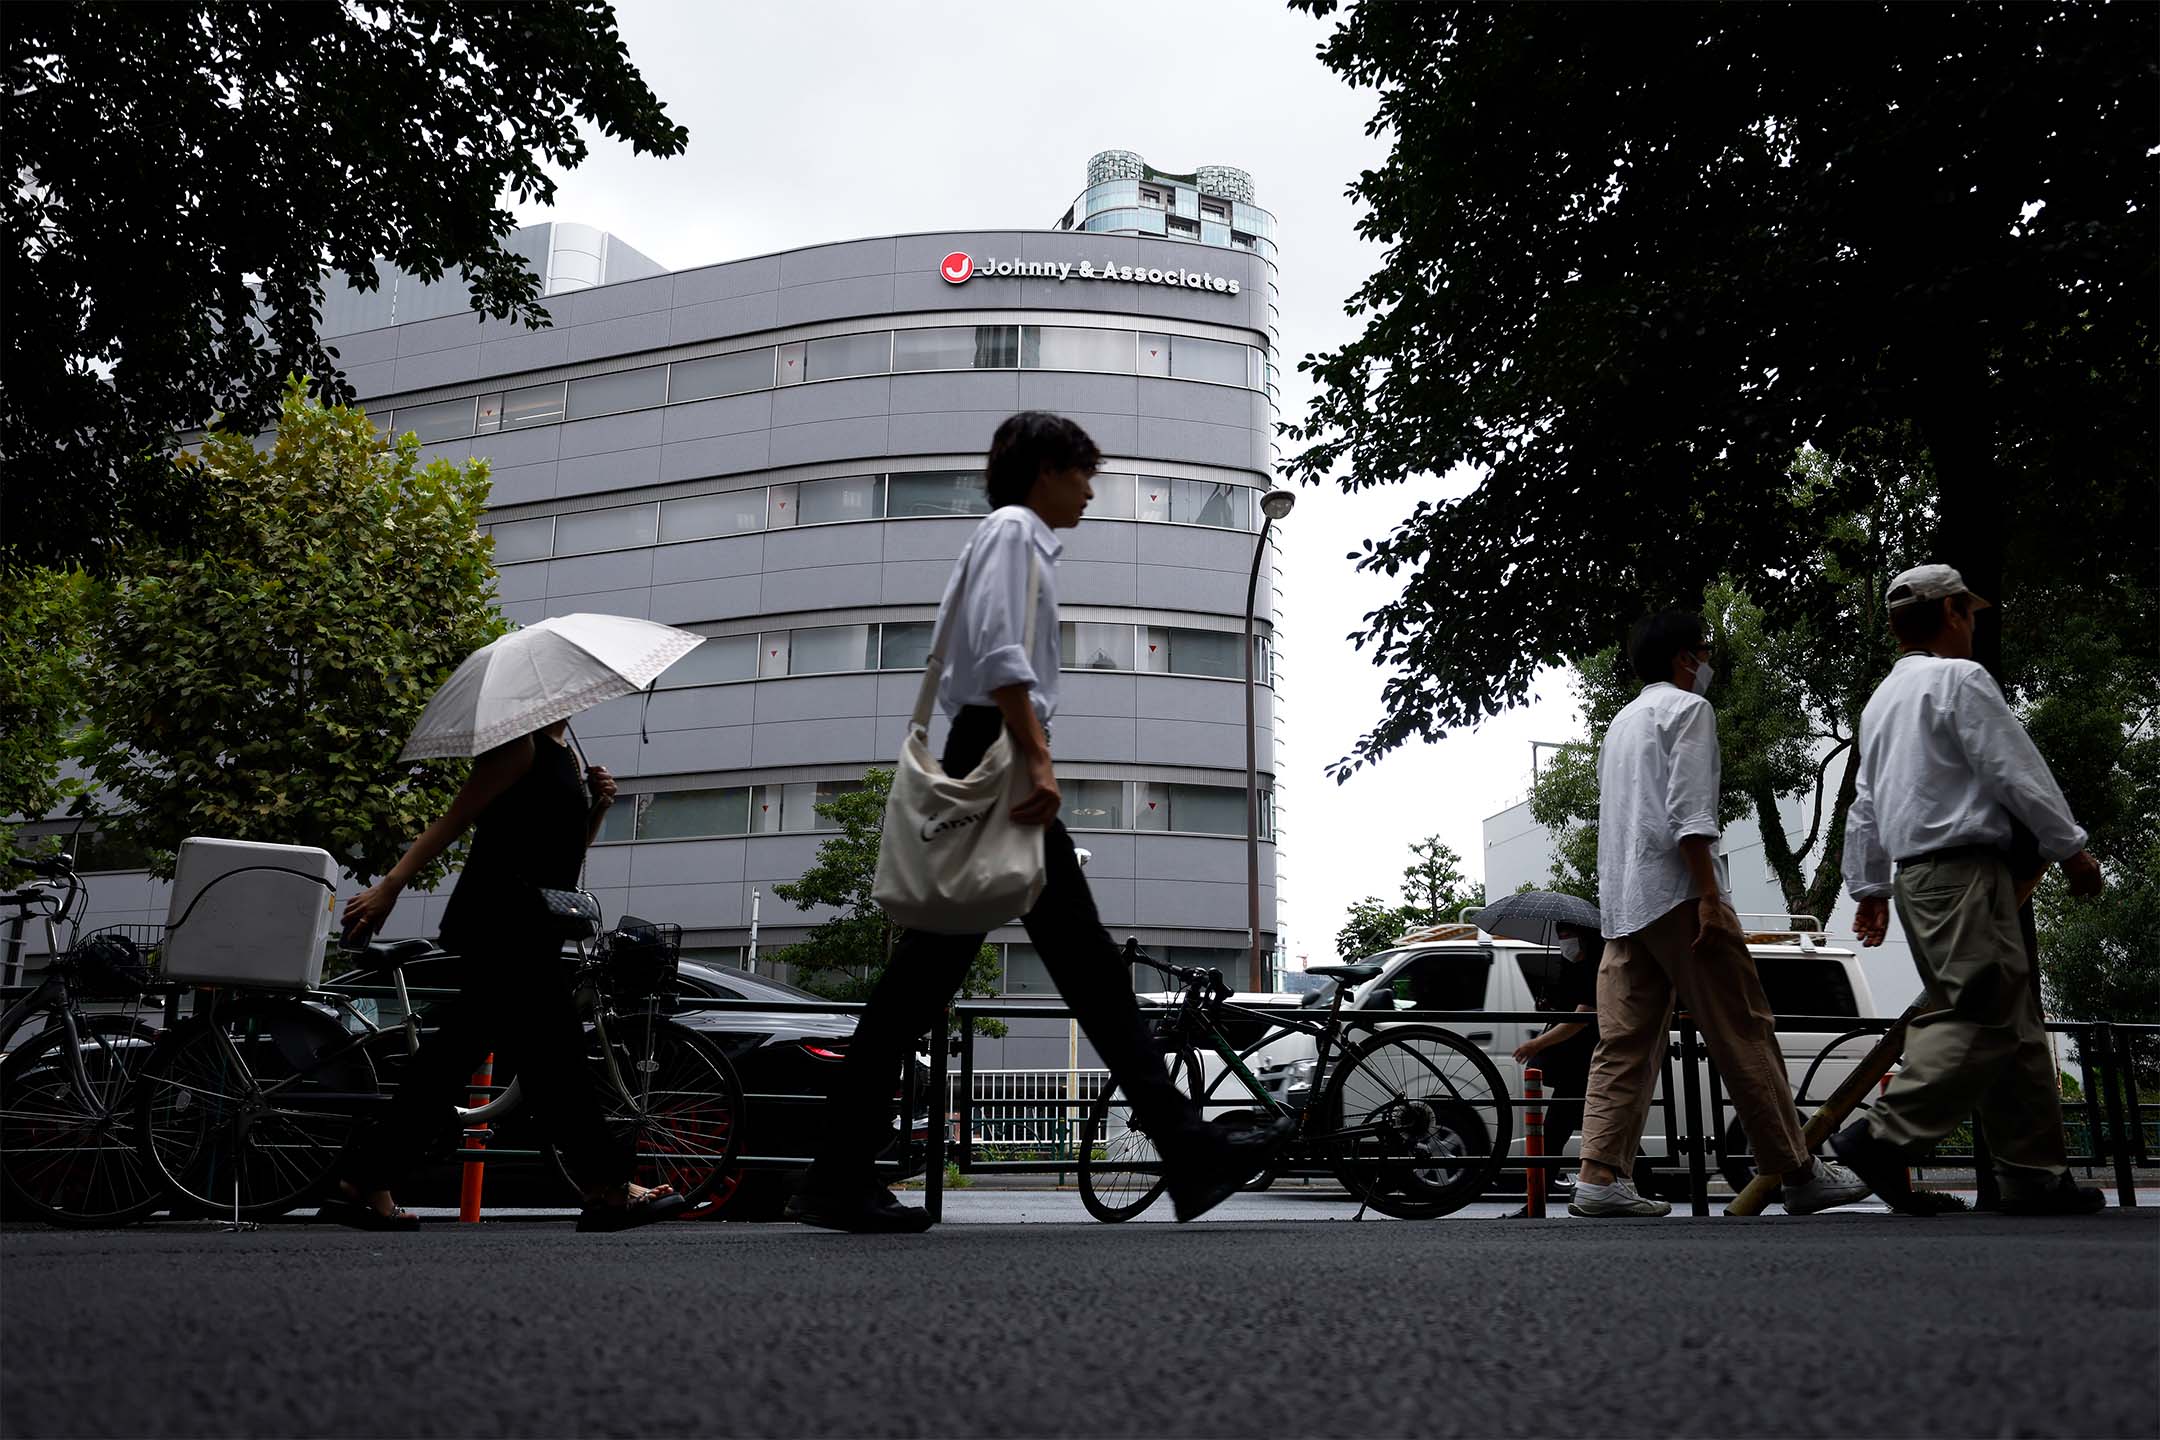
[[328, 614, 703, 1232]]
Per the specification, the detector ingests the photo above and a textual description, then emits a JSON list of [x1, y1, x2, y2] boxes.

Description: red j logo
[[939, 251, 974, 284]]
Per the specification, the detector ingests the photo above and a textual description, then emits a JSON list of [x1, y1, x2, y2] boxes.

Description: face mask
[[1558, 936, 1582, 962], [1690, 660, 1715, 696]]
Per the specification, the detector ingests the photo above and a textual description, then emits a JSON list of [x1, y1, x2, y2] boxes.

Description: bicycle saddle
[[364, 937, 440, 968], [1307, 961, 1385, 984]]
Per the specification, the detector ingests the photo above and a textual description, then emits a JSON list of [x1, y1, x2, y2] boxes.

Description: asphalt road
[[3, 1205, 2153, 1439]]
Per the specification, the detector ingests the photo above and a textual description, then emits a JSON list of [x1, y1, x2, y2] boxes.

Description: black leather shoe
[[1997, 1172, 2107, 1215], [1167, 1115, 1295, 1222], [783, 1186, 936, 1233], [1828, 1118, 1933, 1215]]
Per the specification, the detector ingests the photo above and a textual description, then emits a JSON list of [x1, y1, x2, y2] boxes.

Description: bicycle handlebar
[[1120, 937, 1231, 999]]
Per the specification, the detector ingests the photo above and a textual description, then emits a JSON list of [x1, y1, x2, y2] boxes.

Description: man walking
[[1572, 609, 1869, 1217], [1830, 565, 2107, 1215]]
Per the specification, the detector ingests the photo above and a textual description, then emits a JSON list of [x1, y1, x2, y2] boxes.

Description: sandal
[[317, 1197, 421, 1232], [576, 1187, 689, 1233]]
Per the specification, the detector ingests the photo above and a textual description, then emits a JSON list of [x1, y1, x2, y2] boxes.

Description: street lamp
[[1245, 488, 1296, 994]]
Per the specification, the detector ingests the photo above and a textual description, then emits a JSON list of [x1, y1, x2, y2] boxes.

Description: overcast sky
[[513, 0, 1581, 966]]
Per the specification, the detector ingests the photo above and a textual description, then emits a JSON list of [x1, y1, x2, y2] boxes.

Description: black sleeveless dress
[[438, 735, 588, 944]]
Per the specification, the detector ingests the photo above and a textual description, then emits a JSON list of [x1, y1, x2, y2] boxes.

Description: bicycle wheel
[[1320, 1024, 1510, 1219], [551, 1015, 742, 1206], [1077, 1047, 1201, 1222], [0, 1016, 165, 1227], [137, 999, 378, 1218]]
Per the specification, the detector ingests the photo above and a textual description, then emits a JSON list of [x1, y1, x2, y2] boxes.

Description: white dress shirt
[[1597, 682, 1726, 939], [1841, 653, 2087, 900], [932, 505, 1062, 726]]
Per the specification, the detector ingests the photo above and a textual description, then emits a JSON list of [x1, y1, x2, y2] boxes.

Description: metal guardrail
[[8, 981, 2146, 1221]]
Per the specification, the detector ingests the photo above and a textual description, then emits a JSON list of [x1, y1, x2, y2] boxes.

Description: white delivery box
[[163, 837, 339, 990]]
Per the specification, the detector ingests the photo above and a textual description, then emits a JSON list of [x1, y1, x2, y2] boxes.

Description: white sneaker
[[1781, 1158, 1872, 1215], [1568, 1177, 1671, 1217]]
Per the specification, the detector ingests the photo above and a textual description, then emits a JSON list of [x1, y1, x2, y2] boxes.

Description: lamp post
[[1246, 488, 1296, 994]]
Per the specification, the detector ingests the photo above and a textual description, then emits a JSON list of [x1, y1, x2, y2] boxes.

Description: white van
[[1248, 922, 1884, 1191]]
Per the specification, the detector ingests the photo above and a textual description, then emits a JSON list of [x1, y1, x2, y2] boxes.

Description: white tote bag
[[871, 548, 1048, 934]]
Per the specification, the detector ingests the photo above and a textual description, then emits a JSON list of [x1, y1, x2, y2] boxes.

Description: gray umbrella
[[1470, 890, 1602, 945]]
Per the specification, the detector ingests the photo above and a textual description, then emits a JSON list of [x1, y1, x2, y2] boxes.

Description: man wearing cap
[[1830, 564, 2107, 1215]]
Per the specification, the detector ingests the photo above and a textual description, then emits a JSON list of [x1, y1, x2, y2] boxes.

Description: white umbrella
[[400, 613, 705, 760]]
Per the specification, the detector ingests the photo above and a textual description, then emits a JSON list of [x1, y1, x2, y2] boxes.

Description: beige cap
[[1886, 563, 1991, 612]]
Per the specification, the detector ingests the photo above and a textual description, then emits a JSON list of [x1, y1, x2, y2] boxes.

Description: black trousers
[[1537, 1050, 1590, 1160], [806, 706, 1202, 1191], [344, 929, 627, 1193]]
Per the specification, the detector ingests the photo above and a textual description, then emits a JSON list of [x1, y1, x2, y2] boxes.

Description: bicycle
[[132, 912, 746, 1219], [1076, 943, 1511, 1221], [0, 852, 172, 1227]]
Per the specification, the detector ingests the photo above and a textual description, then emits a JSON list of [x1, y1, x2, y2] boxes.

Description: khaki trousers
[[1866, 855, 2067, 1181], [1581, 900, 1808, 1177]]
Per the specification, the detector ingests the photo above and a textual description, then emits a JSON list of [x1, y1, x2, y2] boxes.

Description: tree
[[0, 567, 94, 877], [3, 2, 688, 573], [1333, 835, 1484, 959], [68, 379, 506, 884], [771, 770, 1006, 1038], [2036, 839, 2160, 1087], [1285, 2, 2156, 777]]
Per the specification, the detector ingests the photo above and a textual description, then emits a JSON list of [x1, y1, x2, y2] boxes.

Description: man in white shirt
[[1573, 609, 1869, 1217], [1830, 564, 2107, 1215]]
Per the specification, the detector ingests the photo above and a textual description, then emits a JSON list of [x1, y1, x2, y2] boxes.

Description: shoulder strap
[[910, 539, 1041, 735]]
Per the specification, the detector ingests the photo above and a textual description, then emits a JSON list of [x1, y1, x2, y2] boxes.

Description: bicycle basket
[[65, 925, 162, 998], [604, 916, 681, 999]]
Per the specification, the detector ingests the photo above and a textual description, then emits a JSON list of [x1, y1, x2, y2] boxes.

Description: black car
[[324, 953, 930, 1219]]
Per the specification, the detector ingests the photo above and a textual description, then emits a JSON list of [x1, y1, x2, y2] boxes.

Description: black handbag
[[536, 886, 603, 941]]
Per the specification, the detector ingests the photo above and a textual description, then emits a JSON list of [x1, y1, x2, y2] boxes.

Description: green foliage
[[1334, 836, 1485, 959], [771, 769, 1007, 1038], [1286, 2, 2156, 778], [68, 379, 506, 883], [0, 566, 95, 875], [3, 3, 688, 573], [2037, 839, 2160, 1087]]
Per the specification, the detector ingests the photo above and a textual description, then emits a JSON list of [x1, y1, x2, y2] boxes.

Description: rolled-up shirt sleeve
[[1843, 766, 1893, 899], [1663, 698, 1722, 842], [960, 518, 1039, 696], [1953, 669, 2088, 862]]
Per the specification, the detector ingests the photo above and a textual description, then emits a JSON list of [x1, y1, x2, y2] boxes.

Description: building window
[[1004, 944, 1054, 996], [1062, 622, 1136, 672], [803, 332, 891, 382], [787, 624, 873, 675], [565, 365, 667, 421], [776, 342, 806, 386], [1138, 185, 1169, 210], [594, 802, 636, 844], [475, 393, 505, 434], [1200, 198, 1230, 222], [752, 784, 784, 831], [892, 326, 1019, 372], [1021, 326, 1133, 374], [654, 634, 758, 688], [1170, 336, 1248, 387], [1136, 333, 1171, 377], [766, 482, 798, 528], [887, 471, 990, 519], [398, 397, 475, 444], [1134, 783, 1261, 837], [778, 779, 864, 833], [1063, 779, 1125, 830], [552, 502, 657, 556], [757, 632, 790, 678], [796, 475, 883, 525], [637, 787, 752, 841], [503, 382, 566, 428], [659, 490, 766, 542], [1166, 216, 1199, 237], [1078, 472, 1133, 520], [368, 410, 396, 443], [1136, 479, 1171, 523], [1145, 627, 1243, 679], [877, 622, 934, 670], [670, 349, 775, 403], [486, 517, 554, 565], [1170, 479, 1250, 530]]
